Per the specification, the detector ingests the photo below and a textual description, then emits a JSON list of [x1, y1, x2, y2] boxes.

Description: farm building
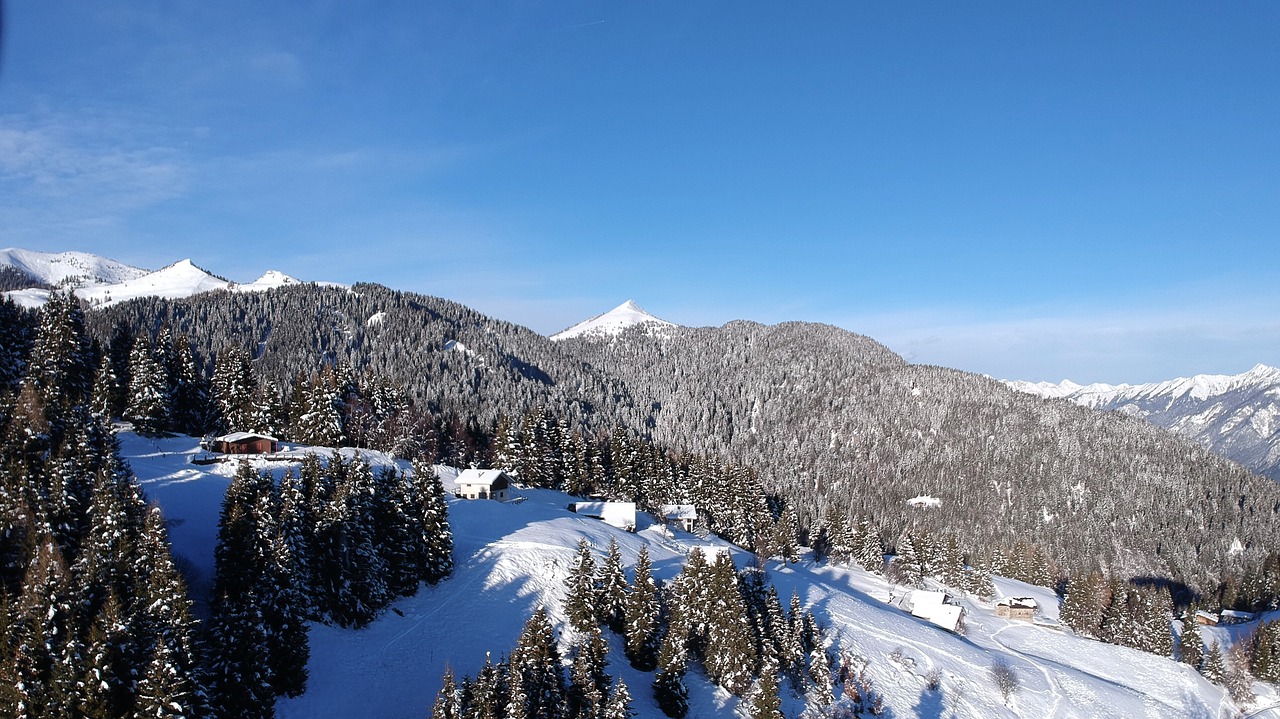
[[908, 590, 965, 632], [569, 501, 637, 531], [661, 504, 699, 532], [995, 596, 1039, 621], [208, 432, 278, 454], [455, 469, 513, 501]]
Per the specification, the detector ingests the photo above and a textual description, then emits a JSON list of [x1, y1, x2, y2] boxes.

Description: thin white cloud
[[0, 111, 189, 244]]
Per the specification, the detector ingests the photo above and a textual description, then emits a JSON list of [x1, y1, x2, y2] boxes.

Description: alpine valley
[[2, 247, 1279, 718]]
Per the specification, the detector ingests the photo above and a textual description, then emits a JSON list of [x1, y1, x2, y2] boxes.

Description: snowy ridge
[[234, 269, 302, 293], [2, 247, 329, 309], [551, 300, 676, 341], [1006, 364, 1280, 480], [0, 247, 148, 287], [123, 432, 1254, 719]]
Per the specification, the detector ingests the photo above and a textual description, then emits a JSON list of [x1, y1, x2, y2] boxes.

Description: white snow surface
[[0, 247, 148, 287], [550, 300, 675, 341], [116, 431, 1266, 719], [2, 247, 335, 309], [235, 269, 302, 293]]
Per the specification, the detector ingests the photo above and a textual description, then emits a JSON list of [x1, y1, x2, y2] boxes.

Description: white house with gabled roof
[[455, 469, 512, 501]]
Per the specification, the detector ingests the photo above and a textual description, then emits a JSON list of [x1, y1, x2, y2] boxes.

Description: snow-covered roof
[[456, 469, 509, 487], [570, 502, 636, 529], [996, 596, 1038, 610], [909, 590, 947, 619], [216, 431, 277, 443], [662, 504, 698, 520], [1220, 609, 1254, 620], [909, 590, 964, 631]]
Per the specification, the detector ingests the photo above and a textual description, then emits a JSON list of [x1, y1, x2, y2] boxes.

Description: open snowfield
[[121, 432, 1277, 718]]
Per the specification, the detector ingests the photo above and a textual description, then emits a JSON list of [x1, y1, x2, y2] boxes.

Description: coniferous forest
[[3, 281, 1280, 716]]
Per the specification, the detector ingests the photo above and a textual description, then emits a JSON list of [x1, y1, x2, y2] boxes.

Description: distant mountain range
[[1006, 365, 1280, 480], [0, 247, 309, 309]]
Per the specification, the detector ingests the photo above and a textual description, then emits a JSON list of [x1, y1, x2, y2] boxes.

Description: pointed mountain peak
[[550, 300, 676, 341]]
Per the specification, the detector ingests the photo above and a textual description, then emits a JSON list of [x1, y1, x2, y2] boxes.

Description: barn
[[568, 501, 637, 531], [210, 432, 278, 455]]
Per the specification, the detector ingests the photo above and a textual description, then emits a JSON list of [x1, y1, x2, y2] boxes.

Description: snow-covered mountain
[[124, 431, 1259, 719], [551, 299, 676, 341], [0, 247, 148, 287], [2, 248, 315, 309], [1007, 364, 1280, 480]]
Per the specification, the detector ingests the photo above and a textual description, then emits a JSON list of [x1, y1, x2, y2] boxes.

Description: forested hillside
[[73, 283, 1280, 606]]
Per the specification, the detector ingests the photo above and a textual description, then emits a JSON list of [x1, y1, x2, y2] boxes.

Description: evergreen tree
[[507, 608, 566, 719], [211, 346, 257, 433], [205, 461, 279, 719], [567, 626, 610, 719], [623, 546, 661, 671], [855, 519, 883, 573], [564, 539, 599, 634], [314, 455, 389, 627], [701, 553, 756, 695], [132, 506, 207, 719], [125, 333, 172, 434], [1202, 641, 1227, 685], [1179, 611, 1204, 670], [602, 679, 634, 719], [598, 538, 628, 634], [413, 460, 454, 585], [651, 668, 687, 719], [432, 667, 462, 719], [745, 657, 783, 719]]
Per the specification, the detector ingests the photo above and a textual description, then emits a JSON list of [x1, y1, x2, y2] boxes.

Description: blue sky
[[1, 2, 1277, 383]]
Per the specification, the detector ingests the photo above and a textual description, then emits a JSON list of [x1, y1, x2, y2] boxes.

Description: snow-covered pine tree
[[431, 666, 461, 719], [744, 655, 782, 719], [314, 454, 389, 628], [131, 506, 207, 718], [211, 345, 257, 434], [565, 539, 600, 634], [567, 625, 611, 719], [702, 552, 756, 695], [603, 679, 634, 719], [6, 535, 77, 718], [651, 668, 688, 719], [623, 545, 661, 671], [1201, 641, 1227, 684], [507, 608, 567, 719], [1178, 610, 1205, 669], [125, 333, 172, 435], [855, 517, 884, 573], [598, 538, 628, 634], [206, 461, 279, 719], [413, 460, 454, 585]]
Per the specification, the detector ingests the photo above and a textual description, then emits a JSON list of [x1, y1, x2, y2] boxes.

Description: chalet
[[209, 432, 278, 454], [455, 469, 512, 501], [995, 596, 1038, 621], [1219, 609, 1255, 625], [1194, 610, 1219, 626], [908, 590, 965, 632], [661, 504, 699, 533], [569, 501, 637, 531]]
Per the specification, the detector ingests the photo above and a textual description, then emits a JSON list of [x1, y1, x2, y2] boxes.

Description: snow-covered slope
[[1007, 364, 1280, 480], [234, 270, 302, 293], [75, 259, 232, 307], [2, 247, 322, 309], [0, 247, 148, 287], [551, 300, 676, 341], [123, 432, 1258, 719]]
